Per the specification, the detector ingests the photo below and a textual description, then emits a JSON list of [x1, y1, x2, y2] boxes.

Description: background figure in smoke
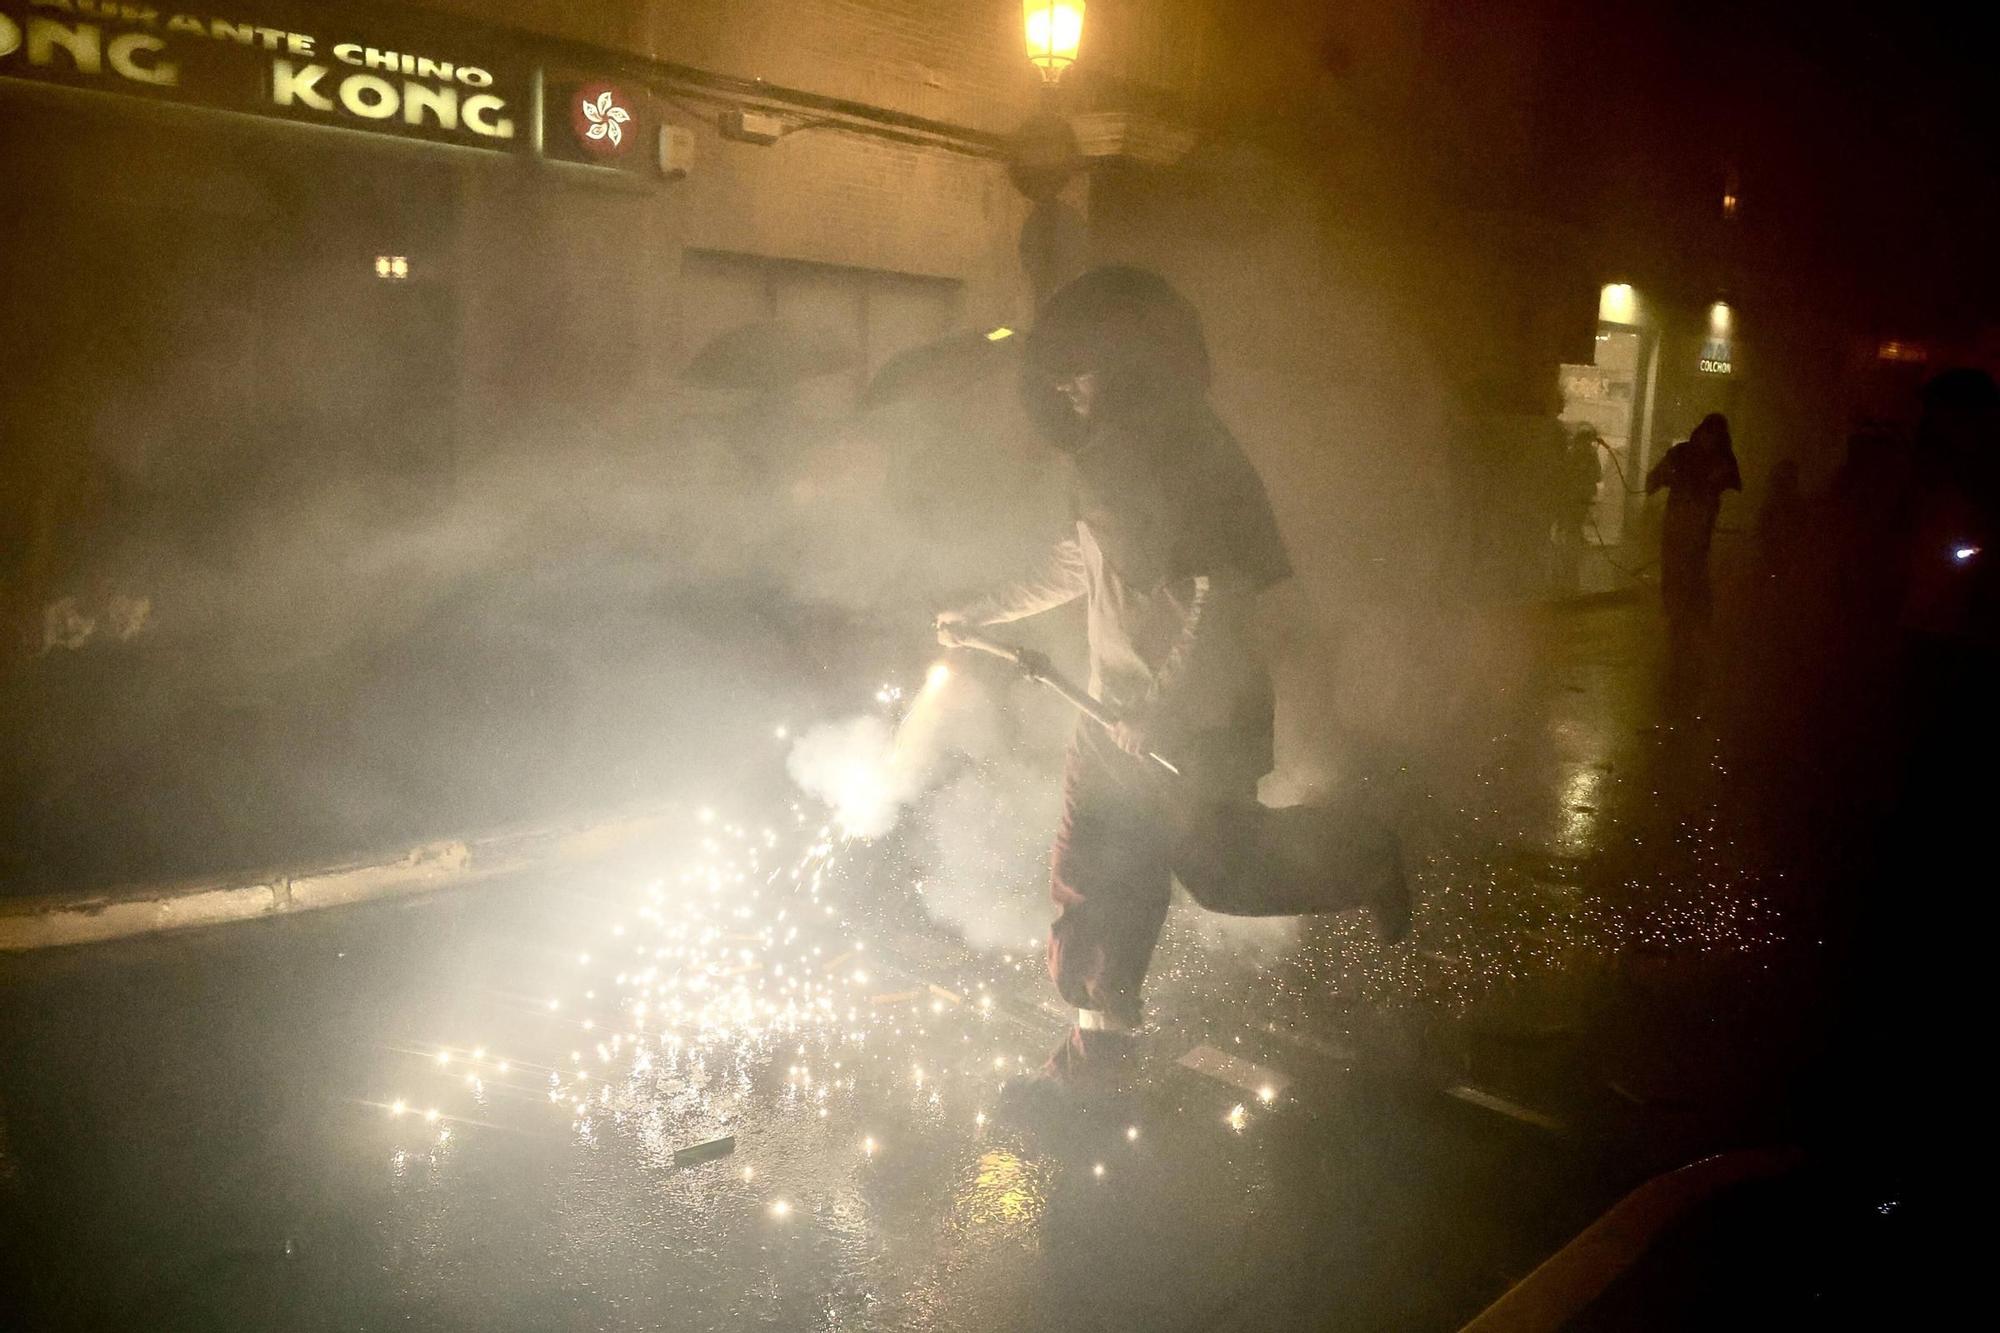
[[1822, 369, 1999, 1193], [1550, 425, 1605, 594], [1897, 370, 1999, 652], [1879, 371, 2000, 948], [1756, 457, 1808, 583], [935, 266, 1409, 1105], [1645, 413, 1741, 703]]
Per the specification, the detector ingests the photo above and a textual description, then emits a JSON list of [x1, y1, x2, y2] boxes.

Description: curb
[[0, 807, 680, 952], [1457, 1146, 1802, 1333], [1548, 586, 1644, 612], [1492, 586, 1644, 617]]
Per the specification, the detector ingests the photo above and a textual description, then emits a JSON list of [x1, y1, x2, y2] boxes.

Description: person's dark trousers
[[1044, 723, 1396, 1074], [1046, 725, 1184, 1034]]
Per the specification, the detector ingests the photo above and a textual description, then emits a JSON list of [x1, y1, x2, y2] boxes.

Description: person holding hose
[[936, 267, 1409, 1106]]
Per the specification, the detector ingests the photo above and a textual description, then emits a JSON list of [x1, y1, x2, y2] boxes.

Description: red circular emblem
[[570, 82, 634, 157]]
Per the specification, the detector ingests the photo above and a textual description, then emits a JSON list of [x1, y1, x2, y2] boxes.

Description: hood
[[1020, 265, 1212, 454]]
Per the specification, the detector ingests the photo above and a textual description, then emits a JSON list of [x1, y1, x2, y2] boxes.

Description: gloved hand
[[1110, 717, 1152, 760], [1110, 706, 1185, 772]]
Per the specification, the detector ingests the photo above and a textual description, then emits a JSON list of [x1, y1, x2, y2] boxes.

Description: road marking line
[[1177, 1044, 1291, 1099], [1263, 1026, 1357, 1065], [671, 1134, 737, 1167], [1444, 1084, 1566, 1133]]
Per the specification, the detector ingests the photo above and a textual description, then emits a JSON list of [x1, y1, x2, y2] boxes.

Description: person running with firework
[[936, 266, 1409, 1105]]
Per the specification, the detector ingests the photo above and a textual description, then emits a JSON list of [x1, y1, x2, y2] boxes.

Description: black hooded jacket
[[958, 267, 1292, 771]]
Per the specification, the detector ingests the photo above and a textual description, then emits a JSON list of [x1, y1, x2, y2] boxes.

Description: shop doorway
[[1558, 324, 1654, 545]]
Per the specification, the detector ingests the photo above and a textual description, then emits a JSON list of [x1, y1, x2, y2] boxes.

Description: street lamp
[[1597, 282, 1638, 325], [1014, 2, 1087, 305], [1024, 1, 1084, 83]]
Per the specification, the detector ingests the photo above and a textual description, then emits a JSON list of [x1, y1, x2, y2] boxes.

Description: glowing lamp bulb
[[1953, 545, 1980, 563], [1025, 1, 1085, 80], [1598, 282, 1638, 324], [925, 661, 952, 691]]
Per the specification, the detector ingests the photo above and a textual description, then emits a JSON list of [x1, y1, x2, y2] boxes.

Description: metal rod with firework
[[941, 628, 1182, 777]]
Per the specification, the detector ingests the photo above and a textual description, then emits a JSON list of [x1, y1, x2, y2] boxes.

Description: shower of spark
[[371, 660, 1156, 1223], [364, 654, 1795, 1233]]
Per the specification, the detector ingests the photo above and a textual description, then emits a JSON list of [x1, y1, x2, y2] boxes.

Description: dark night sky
[[1241, 0, 1996, 337], [1608, 0, 1998, 330]]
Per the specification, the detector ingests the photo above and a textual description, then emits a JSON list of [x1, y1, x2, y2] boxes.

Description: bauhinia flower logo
[[581, 90, 629, 145], [570, 82, 634, 157]]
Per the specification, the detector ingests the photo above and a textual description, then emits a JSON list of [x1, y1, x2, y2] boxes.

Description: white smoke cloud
[[916, 757, 1059, 951], [783, 667, 1061, 950], [784, 713, 924, 839], [784, 663, 1001, 839]]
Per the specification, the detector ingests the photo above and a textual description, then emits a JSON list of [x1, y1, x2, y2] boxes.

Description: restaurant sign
[[1, 0, 657, 170]]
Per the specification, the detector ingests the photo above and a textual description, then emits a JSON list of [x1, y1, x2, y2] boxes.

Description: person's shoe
[[995, 1027, 1136, 1125], [994, 1066, 1085, 1126]]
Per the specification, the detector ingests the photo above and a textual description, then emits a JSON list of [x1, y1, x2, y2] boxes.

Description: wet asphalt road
[[0, 601, 1844, 1331]]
